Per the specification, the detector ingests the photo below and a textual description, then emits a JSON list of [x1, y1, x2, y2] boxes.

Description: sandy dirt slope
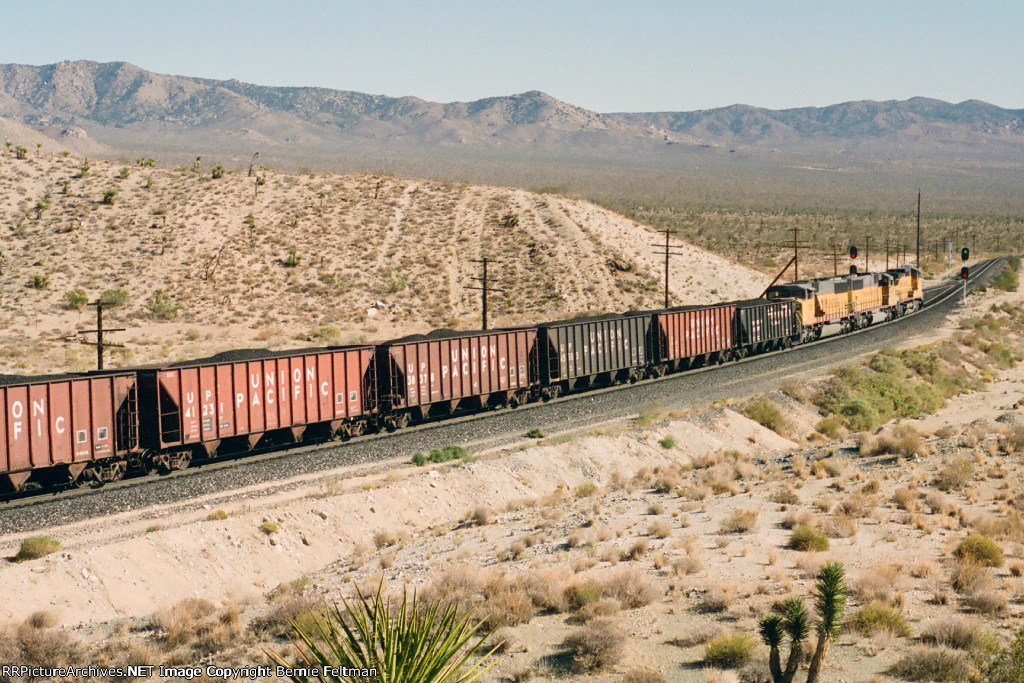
[[0, 150, 769, 375], [1, 281, 1022, 681]]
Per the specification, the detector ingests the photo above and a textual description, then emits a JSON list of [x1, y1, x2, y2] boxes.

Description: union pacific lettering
[[404, 342, 517, 404], [6, 397, 110, 457], [236, 367, 328, 412]]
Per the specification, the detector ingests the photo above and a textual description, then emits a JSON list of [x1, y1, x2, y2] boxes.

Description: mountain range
[[2, 60, 1023, 165]]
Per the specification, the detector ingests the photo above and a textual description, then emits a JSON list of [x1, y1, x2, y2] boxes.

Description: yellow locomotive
[[766, 265, 922, 341]]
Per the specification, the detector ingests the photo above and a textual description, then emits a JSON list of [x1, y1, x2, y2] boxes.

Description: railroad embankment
[[1, 273, 1024, 681]]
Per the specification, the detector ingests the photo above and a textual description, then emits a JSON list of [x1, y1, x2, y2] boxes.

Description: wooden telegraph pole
[[916, 189, 921, 267], [651, 228, 687, 308], [77, 301, 125, 370], [468, 257, 504, 330]]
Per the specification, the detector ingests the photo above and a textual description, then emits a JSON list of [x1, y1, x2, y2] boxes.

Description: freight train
[[0, 265, 922, 494]]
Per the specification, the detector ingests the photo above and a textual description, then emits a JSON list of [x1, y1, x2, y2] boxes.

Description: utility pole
[[77, 301, 125, 370], [832, 243, 838, 277], [651, 228, 687, 307], [916, 189, 921, 267], [885, 239, 890, 270], [864, 236, 872, 273], [468, 257, 504, 330]]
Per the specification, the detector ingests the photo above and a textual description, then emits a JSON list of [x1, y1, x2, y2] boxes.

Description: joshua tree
[[806, 562, 847, 683], [758, 562, 846, 683]]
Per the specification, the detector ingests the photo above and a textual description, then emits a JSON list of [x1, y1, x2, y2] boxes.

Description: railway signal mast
[[961, 247, 970, 304], [849, 244, 858, 274]]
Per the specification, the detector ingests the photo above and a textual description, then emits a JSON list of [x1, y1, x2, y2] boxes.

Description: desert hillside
[[0, 148, 769, 375]]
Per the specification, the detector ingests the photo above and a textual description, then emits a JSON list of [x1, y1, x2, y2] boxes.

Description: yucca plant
[[758, 596, 809, 683], [268, 582, 502, 683], [806, 561, 847, 683]]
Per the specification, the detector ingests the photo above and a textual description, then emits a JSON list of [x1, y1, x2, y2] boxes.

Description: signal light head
[[850, 245, 858, 259], [960, 267, 969, 279], [961, 247, 970, 261]]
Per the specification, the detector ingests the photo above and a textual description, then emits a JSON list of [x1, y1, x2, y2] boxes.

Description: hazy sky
[[5, 0, 1021, 112]]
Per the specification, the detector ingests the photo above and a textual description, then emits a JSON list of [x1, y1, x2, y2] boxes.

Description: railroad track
[[0, 257, 1006, 533]]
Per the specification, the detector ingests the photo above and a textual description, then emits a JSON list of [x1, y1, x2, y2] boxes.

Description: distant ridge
[[0, 60, 1022, 164]]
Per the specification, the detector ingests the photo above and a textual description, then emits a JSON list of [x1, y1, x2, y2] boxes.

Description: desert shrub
[[623, 539, 649, 561], [921, 618, 995, 652], [888, 647, 972, 681], [954, 535, 1004, 567], [526, 427, 544, 438], [427, 445, 470, 463], [412, 452, 427, 466], [567, 598, 621, 625], [62, 289, 88, 310], [637, 401, 664, 425], [992, 263, 1019, 292], [373, 530, 398, 548], [564, 579, 604, 612], [720, 509, 758, 533], [622, 668, 668, 683], [659, 435, 677, 449], [469, 507, 494, 526], [817, 414, 845, 439], [250, 595, 321, 639], [206, 510, 228, 521], [742, 399, 788, 434], [574, 481, 598, 497], [894, 487, 919, 512], [871, 424, 922, 456], [979, 627, 1024, 682], [788, 524, 829, 551], [964, 590, 1007, 615], [704, 632, 756, 669], [815, 351, 955, 431], [558, 619, 625, 672], [101, 188, 117, 204], [28, 274, 49, 290], [14, 537, 61, 562], [259, 521, 279, 535], [949, 560, 993, 595], [648, 520, 671, 539], [698, 586, 733, 614], [148, 289, 180, 320], [848, 600, 911, 637], [99, 288, 127, 307], [602, 568, 657, 608], [934, 456, 975, 492]]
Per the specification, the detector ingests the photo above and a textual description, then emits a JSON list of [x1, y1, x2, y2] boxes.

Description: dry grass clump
[[469, 506, 494, 526], [847, 600, 911, 637], [741, 399, 789, 435], [25, 611, 57, 629], [949, 560, 994, 595], [373, 529, 398, 548], [703, 632, 756, 669], [574, 481, 599, 497], [152, 597, 219, 649], [719, 508, 758, 534], [963, 589, 1007, 615], [788, 524, 829, 552], [564, 579, 604, 612], [557, 619, 625, 672], [894, 487, 919, 512], [933, 455, 975, 492], [853, 564, 904, 602], [769, 485, 800, 505], [648, 520, 672, 539], [13, 536, 61, 562], [887, 647, 972, 681], [920, 618, 996, 651], [623, 538, 650, 561], [0, 623, 84, 668], [953, 535, 1004, 567], [823, 511, 858, 538], [603, 568, 658, 608], [697, 585, 734, 614], [566, 598, 622, 625], [622, 668, 668, 683], [867, 424, 923, 457]]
